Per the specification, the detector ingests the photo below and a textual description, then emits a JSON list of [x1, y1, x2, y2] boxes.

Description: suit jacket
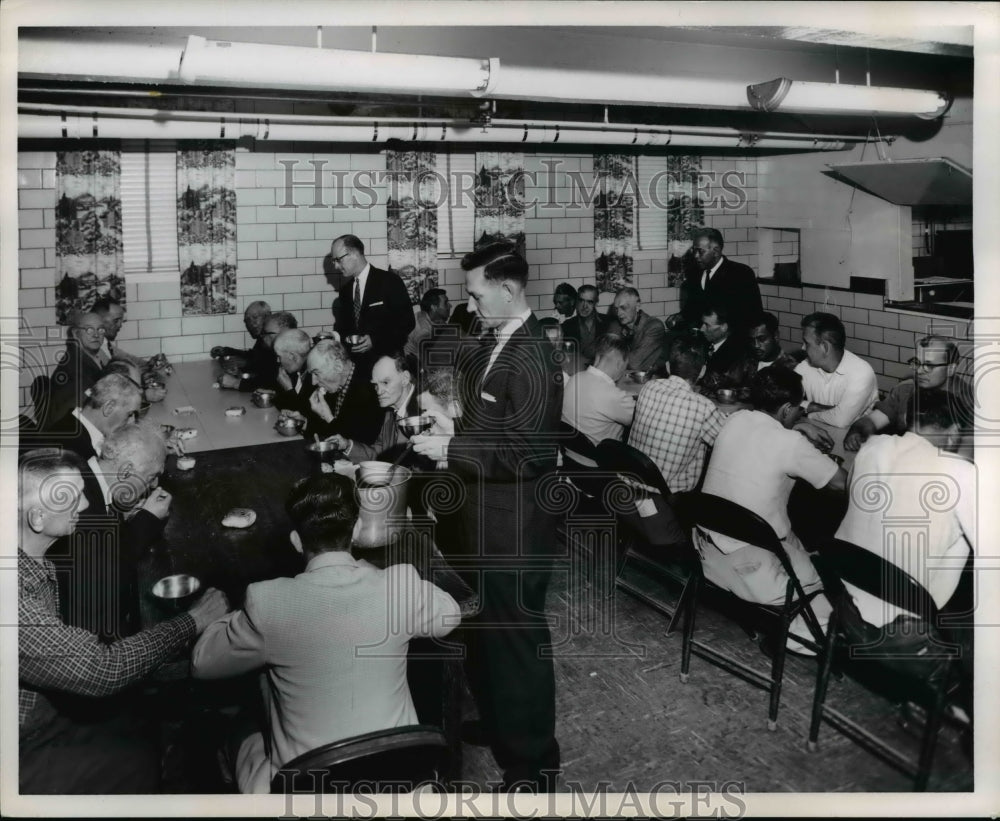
[[191, 552, 460, 793], [274, 369, 314, 417], [333, 267, 416, 373], [346, 389, 421, 464], [19, 408, 98, 460], [699, 334, 756, 394], [305, 372, 385, 446], [447, 315, 563, 561], [607, 310, 667, 372], [236, 338, 280, 392], [41, 340, 105, 429], [681, 257, 762, 331], [561, 312, 609, 365]]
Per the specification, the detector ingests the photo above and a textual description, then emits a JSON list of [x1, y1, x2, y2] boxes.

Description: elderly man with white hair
[[299, 338, 383, 446], [273, 328, 314, 416]]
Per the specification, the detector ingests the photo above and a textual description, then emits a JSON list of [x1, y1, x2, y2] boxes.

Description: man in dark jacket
[[681, 227, 762, 333]]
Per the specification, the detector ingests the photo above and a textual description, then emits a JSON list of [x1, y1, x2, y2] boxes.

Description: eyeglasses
[[906, 357, 949, 373], [332, 252, 351, 262], [79, 326, 105, 336]]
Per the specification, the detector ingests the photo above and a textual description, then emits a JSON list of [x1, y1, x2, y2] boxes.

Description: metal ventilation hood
[[823, 157, 971, 206]]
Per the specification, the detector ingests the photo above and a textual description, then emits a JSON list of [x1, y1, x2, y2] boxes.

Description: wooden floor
[[458, 546, 973, 794]]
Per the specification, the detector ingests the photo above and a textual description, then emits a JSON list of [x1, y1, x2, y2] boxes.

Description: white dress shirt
[[72, 407, 105, 456], [795, 349, 878, 428], [483, 308, 533, 379], [562, 366, 636, 445]]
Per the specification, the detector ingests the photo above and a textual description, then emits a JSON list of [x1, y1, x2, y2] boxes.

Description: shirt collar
[[355, 263, 372, 298], [586, 365, 616, 386], [496, 308, 533, 345], [88, 455, 113, 509], [705, 256, 725, 281], [19, 547, 56, 588], [394, 384, 415, 416], [72, 407, 105, 454], [305, 550, 362, 572], [666, 374, 693, 392]]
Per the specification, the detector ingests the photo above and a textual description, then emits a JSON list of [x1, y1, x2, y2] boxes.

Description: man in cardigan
[[330, 234, 415, 378], [412, 242, 563, 792]]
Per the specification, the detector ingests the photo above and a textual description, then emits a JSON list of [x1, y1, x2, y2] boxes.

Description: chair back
[[688, 492, 784, 556], [818, 538, 939, 623], [270, 724, 448, 793], [595, 439, 672, 499], [559, 421, 599, 468]]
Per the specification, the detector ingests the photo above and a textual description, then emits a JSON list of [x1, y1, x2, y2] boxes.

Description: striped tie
[[353, 278, 362, 329]]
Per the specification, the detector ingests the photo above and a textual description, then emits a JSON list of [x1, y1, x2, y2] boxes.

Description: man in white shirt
[[794, 312, 878, 428], [695, 366, 847, 651], [834, 390, 974, 688], [192, 473, 460, 793], [562, 333, 635, 445]]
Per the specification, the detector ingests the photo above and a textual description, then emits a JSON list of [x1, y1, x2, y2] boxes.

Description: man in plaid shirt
[[18, 449, 228, 794], [628, 334, 726, 494]]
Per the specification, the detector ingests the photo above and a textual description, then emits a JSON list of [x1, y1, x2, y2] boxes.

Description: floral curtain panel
[[54, 151, 124, 324], [593, 154, 634, 293], [474, 152, 526, 258], [386, 150, 439, 304], [665, 155, 706, 287], [177, 144, 237, 316]]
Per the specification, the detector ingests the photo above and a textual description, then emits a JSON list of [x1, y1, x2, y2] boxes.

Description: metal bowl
[[716, 388, 736, 404], [275, 416, 305, 436], [345, 334, 363, 346], [358, 460, 399, 487], [306, 439, 342, 454], [252, 388, 277, 408], [398, 413, 434, 437], [152, 574, 201, 600], [628, 370, 651, 384]]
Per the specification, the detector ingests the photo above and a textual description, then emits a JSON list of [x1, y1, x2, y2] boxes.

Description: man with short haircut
[[25, 372, 142, 462], [211, 300, 271, 361], [192, 473, 460, 793], [697, 302, 755, 395], [18, 450, 227, 794], [411, 242, 563, 792], [680, 226, 762, 332], [300, 338, 383, 446], [694, 367, 846, 651], [326, 353, 419, 463], [405, 288, 452, 362], [607, 286, 666, 372], [749, 312, 799, 371], [273, 328, 314, 416], [561, 284, 609, 367], [42, 310, 109, 428], [562, 333, 635, 445], [628, 333, 726, 493], [49, 423, 173, 642], [795, 312, 878, 428], [330, 234, 416, 376], [552, 282, 578, 322], [220, 310, 297, 391], [835, 390, 975, 690], [845, 335, 972, 456], [418, 366, 462, 434], [91, 296, 144, 369]]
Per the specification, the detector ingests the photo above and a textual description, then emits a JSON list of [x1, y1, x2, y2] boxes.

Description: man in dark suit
[[302, 338, 384, 447], [40, 311, 109, 428], [412, 243, 563, 793], [681, 227, 762, 333], [330, 234, 415, 378], [561, 284, 609, 368], [697, 302, 756, 396], [272, 328, 314, 417]]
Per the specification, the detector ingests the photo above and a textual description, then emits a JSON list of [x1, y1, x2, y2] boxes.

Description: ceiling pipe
[[19, 35, 950, 119], [18, 107, 858, 150]]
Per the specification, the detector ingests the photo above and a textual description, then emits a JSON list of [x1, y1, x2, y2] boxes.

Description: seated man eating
[[191, 473, 460, 793]]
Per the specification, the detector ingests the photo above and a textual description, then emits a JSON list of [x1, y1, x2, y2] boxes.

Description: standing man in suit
[[680, 227, 762, 333], [330, 234, 415, 378], [412, 242, 563, 793]]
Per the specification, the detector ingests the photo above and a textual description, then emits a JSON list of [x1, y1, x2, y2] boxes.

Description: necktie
[[353, 278, 362, 328]]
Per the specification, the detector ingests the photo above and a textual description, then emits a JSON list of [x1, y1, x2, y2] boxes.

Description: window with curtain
[[120, 141, 179, 280], [435, 151, 476, 257], [473, 151, 526, 258], [386, 150, 439, 303]]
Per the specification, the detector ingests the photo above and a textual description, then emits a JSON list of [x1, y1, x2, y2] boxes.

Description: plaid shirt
[[628, 376, 726, 493], [18, 548, 196, 737]]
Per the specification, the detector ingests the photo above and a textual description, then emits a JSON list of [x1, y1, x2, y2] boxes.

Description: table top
[[619, 375, 750, 416], [144, 359, 300, 453]]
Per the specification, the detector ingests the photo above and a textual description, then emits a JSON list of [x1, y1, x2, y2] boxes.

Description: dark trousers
[[20, 709, 160, 794]]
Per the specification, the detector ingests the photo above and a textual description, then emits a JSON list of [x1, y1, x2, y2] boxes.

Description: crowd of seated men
[[19, 228, 974, 793]]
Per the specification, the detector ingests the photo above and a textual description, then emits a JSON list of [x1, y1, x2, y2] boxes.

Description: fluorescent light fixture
[[747, 78, 951, 119]]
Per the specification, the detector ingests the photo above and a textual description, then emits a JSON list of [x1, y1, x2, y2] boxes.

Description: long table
[[144, 359, 294, 453]]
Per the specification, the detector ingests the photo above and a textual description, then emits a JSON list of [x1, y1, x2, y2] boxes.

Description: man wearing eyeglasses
[[40, 311, 110, 428], [845, 335, 972, 457], [330, 234, 415, 379]]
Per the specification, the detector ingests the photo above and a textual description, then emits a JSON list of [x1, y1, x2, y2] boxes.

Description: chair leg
[[680, 575, 700, 683], [767, 612, 792, 731], [808, 617, 838, 752], [914, 681, 950, 791]]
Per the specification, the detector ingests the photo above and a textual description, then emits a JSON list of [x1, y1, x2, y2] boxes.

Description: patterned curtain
[[386, 150, 439, 304], [593, 154, 634, 292], [177, 144, 237, 316], [474, 152, 526, 258], [666, 155, 705, 287], [54, 151, 124, 324]]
